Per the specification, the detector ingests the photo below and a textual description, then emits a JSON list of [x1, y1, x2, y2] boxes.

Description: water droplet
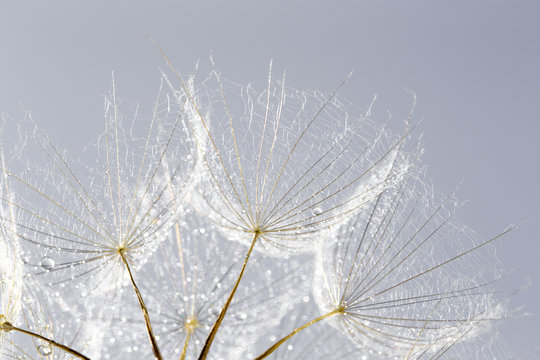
[[40, 256, 55, 271], [312, 207, 323, 215], [38, 345, 52, 356]]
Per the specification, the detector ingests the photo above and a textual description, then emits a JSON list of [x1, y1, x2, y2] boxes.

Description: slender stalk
[[255, 307, 343, 360], [1, 322, 91, 360], [179, 330, 192, 360], [198, 232, 260, 360], [118, 250, 163, 360]]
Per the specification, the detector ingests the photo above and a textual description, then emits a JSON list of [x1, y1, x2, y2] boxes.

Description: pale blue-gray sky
[[1, 0, 539, 356]]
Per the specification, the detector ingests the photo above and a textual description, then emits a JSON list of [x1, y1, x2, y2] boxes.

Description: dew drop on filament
[[40, 256, 55, 271], [38, 344, 52, 356]]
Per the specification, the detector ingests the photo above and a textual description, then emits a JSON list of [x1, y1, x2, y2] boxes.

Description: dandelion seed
[[187, 71, 414, 254], [255, 170, 510, 359], [1, 76, 197, 359]]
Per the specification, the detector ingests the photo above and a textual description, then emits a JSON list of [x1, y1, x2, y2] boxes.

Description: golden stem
[[119, 250, 163, 360], [179, 329, 192, 360], [198, 232, 260, 360], [1, 322, 91, 360], [254, 308, 342, 360]]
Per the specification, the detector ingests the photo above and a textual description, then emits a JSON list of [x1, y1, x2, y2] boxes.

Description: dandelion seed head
[[0, 64, 519, 359]]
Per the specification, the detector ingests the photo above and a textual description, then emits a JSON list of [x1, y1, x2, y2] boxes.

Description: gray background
[[1, 0, 538, 357]]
